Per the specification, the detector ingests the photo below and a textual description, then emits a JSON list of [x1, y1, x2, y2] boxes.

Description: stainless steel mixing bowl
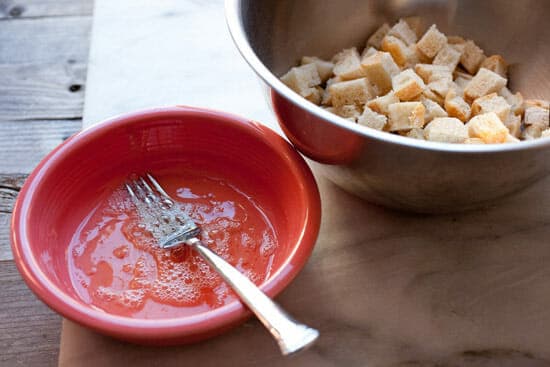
[[225, 0, 550, 213]]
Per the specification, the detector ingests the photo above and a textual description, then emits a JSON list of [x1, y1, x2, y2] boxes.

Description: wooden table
[[0, 0, 92, 365]]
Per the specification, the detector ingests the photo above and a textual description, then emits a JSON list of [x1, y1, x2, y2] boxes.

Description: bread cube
[[403, 16, 425, 38], [387, 102, 426, 131], [362, 46, 378, 59], [445, 89, 471, 122], [334, 104, 362, 122], [406, 128, 426, 140], [361, 51, 400, 95], [433, 44, 462, 71], [392, 69, 426, 101], [505, 134, 520, 143], [471, 93, 511, 122], [524, 106, 550, 129], [454, 68, 473, 80], [464, 68, 507, 103], [304, 86, 323, 105], [428, 79, 455, 100], [422, 88, 445, 106], [498, 87, 524, 115], [388, 19, 418, 46], [367, 23, 391, 49], [466, 112, 509, 143], [424, 117, 468, 143], [301, 56, 334, 82], [524, 99, 550, 110], [454, 76, 470, 94], [460, 40, 485, 74], [415, 64, 451, 83], [358, 106, 388, 130], [447, 35, 466, 45], [422, 97, 448, 122], [464, 137, 486, 144], [328, 78, 374, 107], [542, 129, 550, 138], [280, 63, 321, 98], [480, 55, 507, 78], [332, 47, 366, 80], [416, 24, 447, 58], [381, 35, 409, 67], [521, 125, 543, 140], [504, 113, 522, 138], [366, 91, 399, 116]]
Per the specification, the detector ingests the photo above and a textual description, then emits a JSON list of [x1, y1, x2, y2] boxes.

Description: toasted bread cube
[[524, 99, 550, 110], [454, 76, 470, 94], [424, 117, 468, 143], [466, 112, 509, 143], [454, 68, 473, 80], [361, 51, 400, 95], [428, 79, 455, 100], [445, 89, 471, 122], [422, 88, 445, 106], [406, 128, 426, 140], [464, 68, 507, 103], [362, 46, 378, 59], [323, 106, 336, 114], [464, 137, 486, 144], [505, 134, 520, 143], [387, 102, 425, 131], [480, 55, 507, 78], [416, 24, 447, 58], [414, 64, 451, 83], [498, 87, 523, 115], [332, 47, 366, 80], [471, 93, 511, 122], [366, 91, 399, 116], [280, 63, 321, 98], [334, 104, 362, 122], [524, 106, 550, 129], [388, 19, 418, 46], [403, 16, 425, 38], [367, 23, 391, 49], [304, 86, 323, 105], [392, 69, 425, 101], [381, 35, 409, 67], [447, 35, 466, 45], [329, 78, 373, 107], [301, 56, 334, 82], [460, 40, 485, 74], [521, 125, 543, 140], [504, 113, 522, 138], [321, 76, 343, 106], [542, 129, 550, 138], [422, 97, 448, 122], [358, 106, 388, 130], [433, 44, 462, 71]]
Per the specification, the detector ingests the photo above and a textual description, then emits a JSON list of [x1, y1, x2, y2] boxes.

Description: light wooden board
[[0, 0, 92, 19]]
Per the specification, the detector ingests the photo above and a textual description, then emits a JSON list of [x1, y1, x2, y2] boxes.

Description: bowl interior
[[16, 108, 318, 326], [243, 0, 550, 99]]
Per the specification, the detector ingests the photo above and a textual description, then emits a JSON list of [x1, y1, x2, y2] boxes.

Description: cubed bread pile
[[280, 18, 550, 144]]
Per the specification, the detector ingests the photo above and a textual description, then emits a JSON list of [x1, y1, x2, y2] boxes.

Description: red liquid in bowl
[[68, 173, 278, 319]]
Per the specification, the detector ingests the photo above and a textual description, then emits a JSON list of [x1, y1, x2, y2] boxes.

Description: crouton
[[471, 93, 511, 122], [542, 129, 550, 138], [403, 16, 425, 38], [445, 89, 471, 122], [454, 68, 473, 80], [392, 69, 426, 101], [524, 106, 550, 129], [387, 102, 426, 131], [280, 63, 322, 99], [424, 117, 468, 143], [304, 86, 323, 105], [521, 125, 544, 140], [414, 64, 451, 83], [367, 23, 391, 49], [358, 106, 388, 130], [466, 112, 509, 143], [447, 35, 466, 45], [464, 68, 507, 103], [301, 56, 334, 82], [480, 55, 507, 78], [332, 47, 366, 80], [422, 97, 448, 122], [361, 46, 378, 59], [334, 104, 362, 122], [329, 78, 374, 107], [406, 128, 426, 140], [416, 24, 447, 58], [381, 35, 409, 67], [388, 19, 418, 46], [454, 76, 470, 94], [505, 134, 520, 143], [361, 51, 399, 95], [428, 79, 455, 100], [433, 44, 462, 71], [464, 137, 486, 144], [366, 91, 399, 116], [504, 113, 522, 138], [422, 88, 445, 106], [524, 99, 550, 110], [460, 40, 485, 74], [498, 87, 524, 115]]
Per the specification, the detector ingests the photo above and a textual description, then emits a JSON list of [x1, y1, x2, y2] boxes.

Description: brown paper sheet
[[58, 173, 550, 366]]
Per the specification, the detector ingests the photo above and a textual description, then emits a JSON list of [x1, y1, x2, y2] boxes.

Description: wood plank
[[0, 174, 26, 261], [0, 260, 61, 367], [0, 0, 93, 20]]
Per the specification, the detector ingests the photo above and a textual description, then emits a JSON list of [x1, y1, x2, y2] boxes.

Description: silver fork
[[125, 174, 319, 355]]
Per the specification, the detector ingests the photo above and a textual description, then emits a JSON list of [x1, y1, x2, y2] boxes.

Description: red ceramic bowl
[[10, 106, 321, 345]]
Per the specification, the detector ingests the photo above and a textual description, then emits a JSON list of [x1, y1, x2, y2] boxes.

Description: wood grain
[[0, 174, 26, 261], [0, 0, 93, 20], [0, 260, 61, 367]]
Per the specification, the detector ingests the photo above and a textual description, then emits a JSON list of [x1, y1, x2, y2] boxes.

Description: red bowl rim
[[10, 106, 321, 340]]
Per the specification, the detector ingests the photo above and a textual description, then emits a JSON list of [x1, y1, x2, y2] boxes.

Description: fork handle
[[186, 238, 319, 355]]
